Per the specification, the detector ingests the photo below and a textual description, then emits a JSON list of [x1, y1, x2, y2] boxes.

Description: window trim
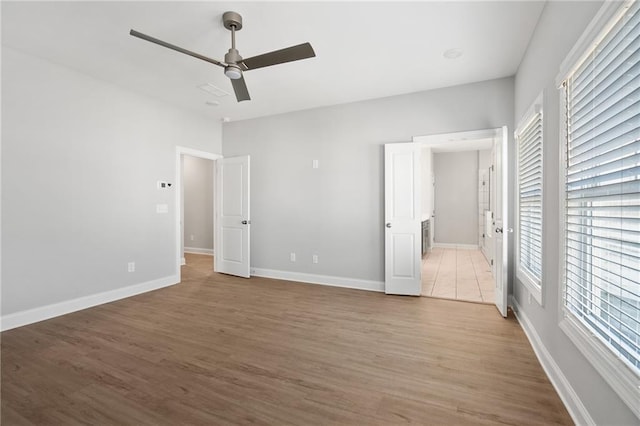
[[556, 0, 640, 417], [556, 0, 635, 87], [515, 94, 544, 305]]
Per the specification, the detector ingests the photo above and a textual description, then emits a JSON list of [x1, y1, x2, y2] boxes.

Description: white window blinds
[[517, 108, 543, 287], [563, 0, 640, 375]]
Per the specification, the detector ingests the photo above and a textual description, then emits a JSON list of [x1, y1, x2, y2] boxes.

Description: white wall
[[183, 155, 214, 253], [513, 1, 637, 424], [1, 48, 222, 320], [223, 77, 513, 283], [433, 151, 478, 246]]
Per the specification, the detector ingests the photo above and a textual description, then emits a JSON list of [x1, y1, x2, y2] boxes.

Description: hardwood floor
[[1, 254, 572, 425]]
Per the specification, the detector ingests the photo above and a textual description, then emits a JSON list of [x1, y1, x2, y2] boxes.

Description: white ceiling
[[1, 1, 546, 122]]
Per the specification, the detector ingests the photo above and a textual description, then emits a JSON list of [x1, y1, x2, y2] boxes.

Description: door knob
[[241, 220, 251, 225], [386, 223, 392, 228], [495, 227, 503, 233]]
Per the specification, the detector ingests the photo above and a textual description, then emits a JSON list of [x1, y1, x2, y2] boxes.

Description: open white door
[[384, 143, 421, 295], [215, 155, 250, 278], [494, 126, 509, 317]]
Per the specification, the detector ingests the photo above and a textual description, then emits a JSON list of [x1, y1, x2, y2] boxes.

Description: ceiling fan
[[130, 11, 315, 102]]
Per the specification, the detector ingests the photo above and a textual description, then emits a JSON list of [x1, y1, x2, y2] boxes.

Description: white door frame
[[175, 146, 222, 280], [412, 128, 508, 313]]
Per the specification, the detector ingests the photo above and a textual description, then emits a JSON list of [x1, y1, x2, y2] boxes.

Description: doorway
[[409, 127, 509, 315], [175, 147, 221, 280], [182, 154, 215, 261], [422, 144, 493, 303]]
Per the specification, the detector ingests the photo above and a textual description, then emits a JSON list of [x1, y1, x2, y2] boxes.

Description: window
[[515, 97, 543, 303], [558, 0, 640, 414]]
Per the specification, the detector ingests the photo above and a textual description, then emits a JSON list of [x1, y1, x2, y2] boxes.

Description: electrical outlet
[[290, 253, 296, 262], [312, 255, 318, 264], [190, 234, 195, 241], [128, 262, 135, 272]]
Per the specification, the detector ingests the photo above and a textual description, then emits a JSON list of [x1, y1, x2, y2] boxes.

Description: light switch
[[312, 159, 319, 169]]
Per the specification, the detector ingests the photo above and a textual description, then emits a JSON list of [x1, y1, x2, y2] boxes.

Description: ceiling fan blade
[[231, 75, 251, 102], [240, 42, 315, 71], [130, 29, 224, 68]]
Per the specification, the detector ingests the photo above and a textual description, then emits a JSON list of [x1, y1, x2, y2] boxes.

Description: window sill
[[560, 313, 640, 419], [516, 268, 543, 306]]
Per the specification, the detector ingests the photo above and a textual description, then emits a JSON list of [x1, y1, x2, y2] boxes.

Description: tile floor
[[421, 247, 495, 303]]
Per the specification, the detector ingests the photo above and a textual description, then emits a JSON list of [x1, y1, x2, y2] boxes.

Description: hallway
[[422, 248, 494, 303]]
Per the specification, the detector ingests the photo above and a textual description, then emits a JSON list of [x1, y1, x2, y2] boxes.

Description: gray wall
[[433, 151, 478, 245], [478, 149, 492, 171], [183, 155, 214, 252], [514, 1, 636, 424], [1, 47, 222, 316], [223, 77, 514, 281]]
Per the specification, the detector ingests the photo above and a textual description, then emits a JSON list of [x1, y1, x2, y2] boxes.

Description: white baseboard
[[251, 268, 384, 293], [511, 297, 595, 426], [433, 243, 479, 250], [184, 247, 214, 255], [1, 275, 179, 332]]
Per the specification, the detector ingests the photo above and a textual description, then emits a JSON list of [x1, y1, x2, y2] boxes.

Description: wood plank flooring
[[1, 254, 572, 425]]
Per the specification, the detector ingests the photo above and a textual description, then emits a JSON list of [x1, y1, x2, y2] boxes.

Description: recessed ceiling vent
[[443, 48, 463, 59], [198, 83, 230, 97]]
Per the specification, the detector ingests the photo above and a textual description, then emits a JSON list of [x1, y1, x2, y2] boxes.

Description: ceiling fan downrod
[[223, 11, 243, 77]]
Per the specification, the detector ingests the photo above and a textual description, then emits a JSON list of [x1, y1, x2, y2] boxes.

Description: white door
[[215, 155, 250, 278], [494, 126, 509, 317], [384, 143, 421, 295]]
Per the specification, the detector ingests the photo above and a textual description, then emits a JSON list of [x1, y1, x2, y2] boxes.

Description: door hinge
[[491, 259, 494, 266]]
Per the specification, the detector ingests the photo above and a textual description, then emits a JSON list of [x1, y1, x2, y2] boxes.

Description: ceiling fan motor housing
[[223, 11, 243, 31], [225, 48, 243, 64]]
